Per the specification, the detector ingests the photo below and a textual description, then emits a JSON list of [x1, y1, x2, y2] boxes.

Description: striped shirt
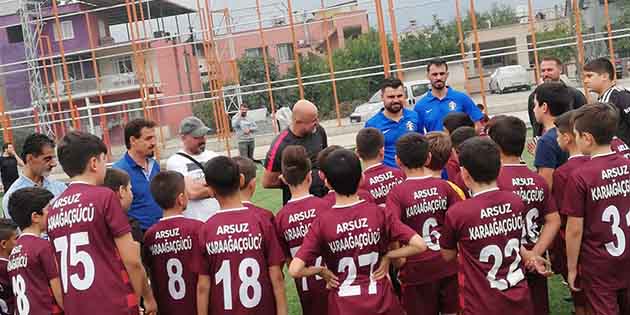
[[598, 85, 630, 145]]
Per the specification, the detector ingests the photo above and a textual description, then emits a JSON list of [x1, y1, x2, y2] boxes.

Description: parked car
[[349, 79, 430, 123], [489, 65, 532, 94]]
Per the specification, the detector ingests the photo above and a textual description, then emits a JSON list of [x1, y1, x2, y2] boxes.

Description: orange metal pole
[[44, 36, 67, 136], [0, 95, 11, 143], [603, 0, 616, 80], [85, 13, 112, 158], [527, 0, 541, 83], [455, 0, 472, 95], [50, 0, 80, 129], [122, 103, 129, 124], [374, 0, 391, 78], [469, 0, 488, 111], [33, 109, 41, 133], [320, 4, 341, 127], [255, 0, 278, 133], [387, 0, 403, 80], [37, 36, 61, 138], [572, 0, 590, 103], [124, 0, 150, 118], [286, 0, 305, 99]]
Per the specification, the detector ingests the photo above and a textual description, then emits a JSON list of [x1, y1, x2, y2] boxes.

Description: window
[[98, 19, 107, 38], [54, 20, 74, 41], [7, 25, 23, 43], [244, 47, 268, 58], [277, 43, 294, 63], [114, 56, 134, 74]]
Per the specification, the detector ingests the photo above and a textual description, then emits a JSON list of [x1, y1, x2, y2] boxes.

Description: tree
[[531, 23, 575, 64], [236, 56, 292, 110], [613, 0, 630, 57]]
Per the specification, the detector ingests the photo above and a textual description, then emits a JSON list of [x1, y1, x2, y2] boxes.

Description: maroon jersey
[[386, 176, 461, 284], [611, 137, 630, 159], [143, 215, 203, 315], [561, 152, 630, 289], [0, 258, 14, 315], [496, 164, 556, 249], [296, 200, 416, 315], [552, 155, 590, 210], [445, 153, 461, 181], [7, 234, 62, 315], [322, 189, 375, 208], [275, 195, 329, 315], [47, 183, 137, 315], [198, 207, 286, 315], [243, 201, 275, 225], [358, 163, 404, 205], [452, 173, 471, 198], [440, 188, 532, 315]]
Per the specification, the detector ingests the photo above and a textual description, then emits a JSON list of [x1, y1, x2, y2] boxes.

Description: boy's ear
[[239, 174, 245, 189], [378, 147, 385, 157], [279, 174, 288, 186], [0, 239, 7, 250], [395, 155, 402, 169], [424, 152, 433, 167], [318, 170, 326, 182], [542, 102, 550, 115]]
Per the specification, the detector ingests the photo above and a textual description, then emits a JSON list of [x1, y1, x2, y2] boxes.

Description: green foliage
[[613, 0, 630, 57], [532, 23, 576, 64]]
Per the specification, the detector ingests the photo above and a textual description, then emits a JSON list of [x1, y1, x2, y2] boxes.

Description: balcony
[[43, 73, 156, 100]]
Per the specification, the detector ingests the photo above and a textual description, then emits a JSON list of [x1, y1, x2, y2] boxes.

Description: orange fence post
[[387, 0, 403, 80], [374, 0, 391, 78], [320, 7, 341, 127], [469, 0, 488, 111], [124, 0, 150, 118], [33, 108, 41, 133], [286, 0, 305, 99], [37, 36, 61, 138], [527, 0, 541, 83], [455, 0, 472, 95], [255, 0, 278, 133], [603, 0, 616, 79], [44, 36, 66, 136], [572, 0, 590, 103], [0, 95, 12, 143]]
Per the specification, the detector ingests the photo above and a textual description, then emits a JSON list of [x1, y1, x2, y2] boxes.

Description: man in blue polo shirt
[[365, 78, 420, 167], [415, 58, 484, 133], [113, 118, 161, 235]]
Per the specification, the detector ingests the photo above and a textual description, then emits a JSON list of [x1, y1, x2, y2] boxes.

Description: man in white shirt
[[166, 116, 220, 221]]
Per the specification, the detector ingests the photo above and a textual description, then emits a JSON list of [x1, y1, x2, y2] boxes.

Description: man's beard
[[432, 81, 445, 90], [146, 150, 155, 158], [41, 169, 51, 178], [197, 143, 206, 153], [385, 102, 402, 113]]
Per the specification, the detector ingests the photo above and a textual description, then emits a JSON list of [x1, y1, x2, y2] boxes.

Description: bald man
[[263, 100, 328, 204]]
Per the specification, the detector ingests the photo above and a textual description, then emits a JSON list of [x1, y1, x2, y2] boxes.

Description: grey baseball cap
[[179, 116, 211, 137]]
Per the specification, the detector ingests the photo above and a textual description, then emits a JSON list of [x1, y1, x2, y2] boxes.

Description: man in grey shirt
[[231, 103, 258, 160]]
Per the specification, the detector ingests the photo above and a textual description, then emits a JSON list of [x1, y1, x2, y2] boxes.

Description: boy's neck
[[428, 169, 442, 178], [362, 158, 382, 169], [217, 193, 245, 210], [541, 117, 556, 131], [163, 208, 184, 218], [469, 180, 498, 196], [501, 154, 521, 165], [288, 183, 311, 200], [240, 189, 254, 203], [0, 251, 9, 259], [590, 144, 614, 157], [405, 167, 428, 178], [335, 193, 360, 206], [70, 174, 100, 186], [597, 81, 615, 95], [566, 145, 582, 157], [22, 226, 42, 236]]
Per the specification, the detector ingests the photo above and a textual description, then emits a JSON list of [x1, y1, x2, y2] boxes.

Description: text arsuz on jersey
[[480, 203, 512, 219]]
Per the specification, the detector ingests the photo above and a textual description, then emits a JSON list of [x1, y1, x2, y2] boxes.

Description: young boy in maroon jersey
[[0, 219, 16, 315], [440, 137, 534, 315], [552, 110, 589, 315], [143, 171, 203, 315], [386, 132, 462, 315], [197, 156, 287, 315], [425, 132, 467, 199], [318, 145, 374, 206], [275, 146, 331, 315], [488, 116, 560, 315], [611, 137, 630, 158], [48, 131, 157, 315], [233, 156, 275, 224], [564, 103, 630, 315], [103, 168, 143, 243], [289, 149, 427, 315], [356, 128, 404, 206], [7, 188, 63, 314]]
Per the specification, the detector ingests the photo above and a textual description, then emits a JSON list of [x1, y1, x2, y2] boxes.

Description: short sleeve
[[104, 191, 132, 237], [261, 219, 286, 267], [196, 229, 210, 275], [534, 137, 558, 169], [385, 189, 403, 221], [295, 218, 323, 264], [40, 243, 60, 280], [273, 214, 291, 259], [542, 182, 558, 215], [414, 103, 426, 133], [189, 222, 204, 274], [440, 211, 459, 250], [462, 95, 484, 122], [561, 174, 587, 217], [166, 156, 186, 174], [385, 211, 417, 243], [264, 136, 284, 173], [551, 169, 566, 209]]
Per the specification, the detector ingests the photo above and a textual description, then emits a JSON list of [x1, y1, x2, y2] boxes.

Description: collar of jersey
[[218, 207, 248, 213], [69, 181, 92, 185], [568, 154, 586, 160], [18, 232, 40, 239], [288, 195, 313, 203], [160, 215, 185, 221], [406, 175, 432, 180], [591, 151, 616, 159], [472, 187, 500, 197], [332, 199, 365, 209], [363, 163, 383, 172]]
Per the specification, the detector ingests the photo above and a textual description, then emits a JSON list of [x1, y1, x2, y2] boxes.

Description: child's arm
[[114, 233, 157, 313], [532, 212, 561, 256], [374, 234, 426, 280], [197, 274, 211, 315], [269, 265, 288, 315], [565, 216, 584, 292], [49, 277, 64, 310]]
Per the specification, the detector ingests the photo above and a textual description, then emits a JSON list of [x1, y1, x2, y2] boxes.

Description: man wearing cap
[[166, 116, 220, 221], [231, 103, 258, 160]]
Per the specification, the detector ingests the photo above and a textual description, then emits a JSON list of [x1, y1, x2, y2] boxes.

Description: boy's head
[[0, 219, 17, 257], [8, 187, 54, 231], [487, 116, 527, 158], [425, 132, 452, 171], [584, 58, 615, 94], [554, 110, 577, 152], [355, 128, 384, 161], [443, 112, 474, 135], [395, 132, 430, 170], [459, 137, 501, 186], [204, 156, 241, 198], [233, 156, 257, 194], [450, 126, 477, 154], [533, 82, 571, 122], [103, 168, 133, 211], [317, 145, 343, 186], [322, 149, 362, 196], [281, 145, 312, 187], [571, 102, 619, 153], [58, 131, 108, 182], [151, 171, 187, 211]]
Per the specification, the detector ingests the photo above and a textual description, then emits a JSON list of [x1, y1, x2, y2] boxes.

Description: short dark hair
[[317, 145, 343, 170], [571, 102, 619, 145], [322, 149, 362, 196], [443, 112, 474, 134], [534, 82, 571, 117], [425, 132, 452, 171], [396, 133, 429, 169], [380, 78, 404, 92], [8, 187, 54, 230], [427, 58, 448, 72], [450, 127, 477, 152], [103, 168, 131, 192], [233, 156, 257, 189], [2, 143, 10, 151], [554, 110, 575, 135], [21, 133, 55, 161], [584, 57, 615, 81], [541, 56, 563, 67], [124, 118, 156, 149], [488, 116, 527, 157], [204, 156, 240, 197], [151, 171, 185, 210], [0, 219, 17, 241], [57, 131, 108, 178], [281, 145, 311, 186], [356, 128, 384, 160], [459, 137, 500, 184]]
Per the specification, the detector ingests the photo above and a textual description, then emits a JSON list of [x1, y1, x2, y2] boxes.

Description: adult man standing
[[528, 56, 587, 137], [263, 100, 328, 204], [166, 116, 219, 221], [113, 118, 161, 233], [414, 58, 484, 133], [231, 103, 258, 160], [0, 143, 24, 191], [365, 78, 419, 167], [2, 133, 66, 218]]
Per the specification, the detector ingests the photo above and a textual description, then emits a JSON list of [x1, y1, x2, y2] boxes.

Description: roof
[[85, 0, 194, 25]]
